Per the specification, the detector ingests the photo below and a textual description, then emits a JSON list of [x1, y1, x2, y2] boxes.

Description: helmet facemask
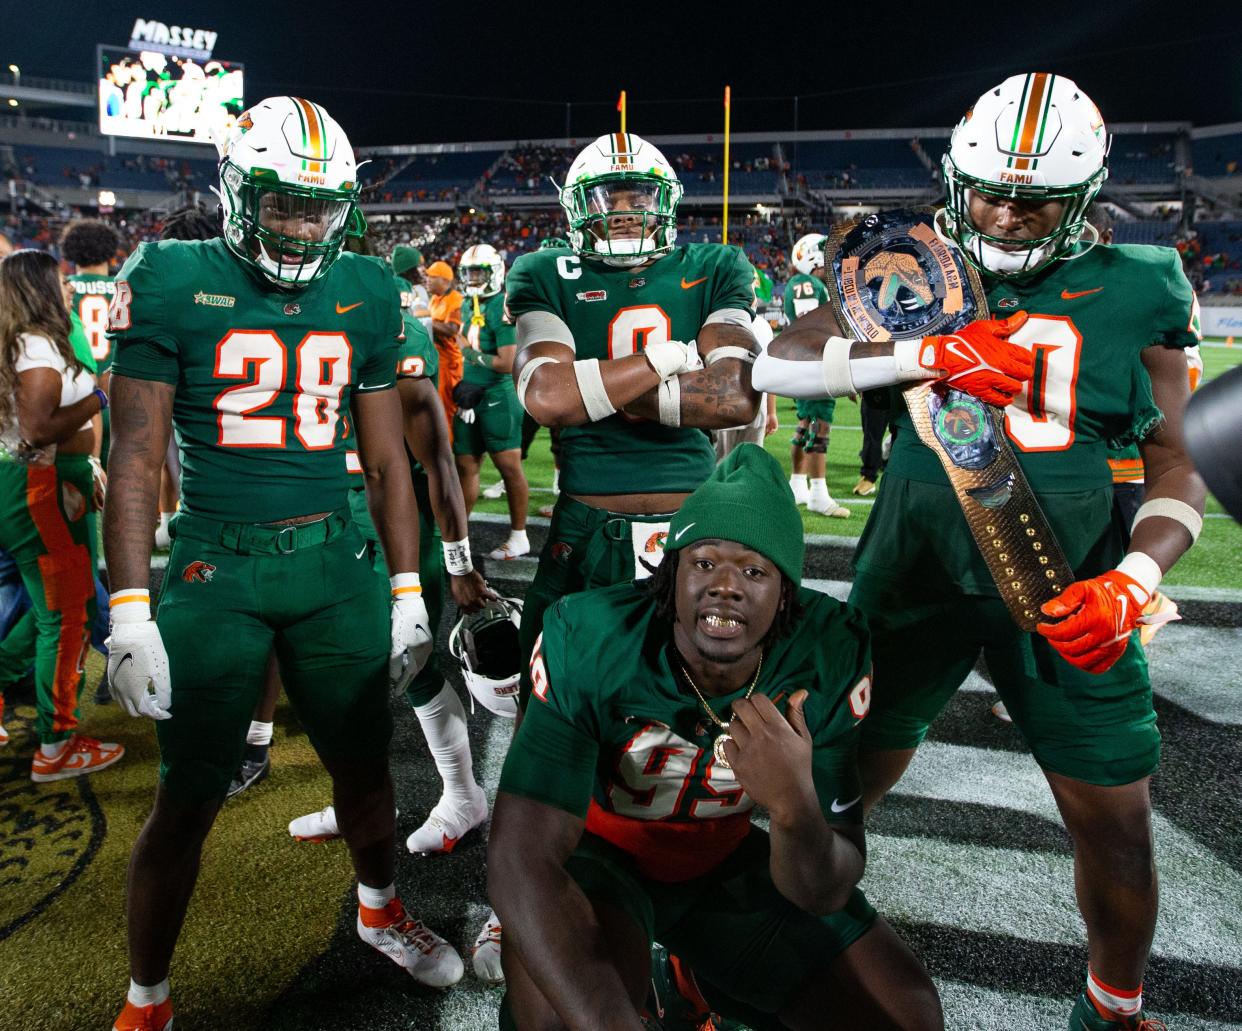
[[561, 173, 682, 268], [218, 159, 365, 289], [941, 159, 1104, 278], [460, 259, 503, 297]]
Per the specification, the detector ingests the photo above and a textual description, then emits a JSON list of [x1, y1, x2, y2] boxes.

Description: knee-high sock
[[414, 683, 476, 801]]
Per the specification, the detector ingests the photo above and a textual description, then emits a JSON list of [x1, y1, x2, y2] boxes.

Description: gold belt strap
[[903, 382, 1073, 631]]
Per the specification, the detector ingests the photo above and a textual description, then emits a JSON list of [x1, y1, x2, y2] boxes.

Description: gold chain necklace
[[679, 652, 764, 770]]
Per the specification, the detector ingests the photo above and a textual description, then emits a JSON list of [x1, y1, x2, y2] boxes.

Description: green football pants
[[347, 473, 446, 708], [155, 508, 391, 805]]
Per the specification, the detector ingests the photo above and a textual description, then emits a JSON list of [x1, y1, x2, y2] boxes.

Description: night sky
[[7, 1, 1242, 146]]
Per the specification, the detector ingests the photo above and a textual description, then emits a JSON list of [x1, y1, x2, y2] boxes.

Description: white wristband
[[442, 537, 473, 576], [657, 376, 681, 427], [516, 356, 558, 414], [1117, 552, 1163, 597], [1131, 497, 1202, 543], [390, 572, 422, 597], [110, 588, 152, 624], [573, 358, 617, 422], [704, 345, 756, 366], [820, 336, 855, 396]]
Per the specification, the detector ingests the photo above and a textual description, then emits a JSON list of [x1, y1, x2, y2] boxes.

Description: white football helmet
[[449, 595, 523, 719], [790, 233, 826, 276], [940, 73, 1110, 277], [458, 244, 505, 298], [215, 96, 365, 288], [559, 132, 683, 267]]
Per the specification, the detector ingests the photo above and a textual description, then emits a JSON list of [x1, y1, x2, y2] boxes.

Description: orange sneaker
[[31, 734, 125, 783], [112, 998, 173, 1031]]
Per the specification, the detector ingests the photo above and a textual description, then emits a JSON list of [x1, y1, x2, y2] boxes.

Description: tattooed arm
[[103, 374, 175, 591], [620, 320, 761, 429]]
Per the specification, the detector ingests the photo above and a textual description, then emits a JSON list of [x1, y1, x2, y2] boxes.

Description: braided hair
[[160, 203, 222, 242]]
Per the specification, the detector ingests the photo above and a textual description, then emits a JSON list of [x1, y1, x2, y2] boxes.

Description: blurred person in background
[[452, 245, 529, 559], [0, 249, 120, 778], [391, 245, 433, 337], [427, 260, 465, 430]]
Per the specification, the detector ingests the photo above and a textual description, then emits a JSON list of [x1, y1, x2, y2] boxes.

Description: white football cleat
[[472, 910, 504, 985], [991, 700, 1013, 723], [289, 804, 398, 842], [807, 493, 850, 518], [482, 481, 506, 500], [289, 804, 340, 842], [357, 899, 464, 988], [487, 534, 530, 561], [406, 785, 488, 854]]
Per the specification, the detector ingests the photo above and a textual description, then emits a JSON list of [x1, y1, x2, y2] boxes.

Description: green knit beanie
[[391, 245, 423, 276], [665, 443, 804, 584]]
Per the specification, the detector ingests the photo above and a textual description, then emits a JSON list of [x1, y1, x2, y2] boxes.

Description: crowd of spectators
[[484, 145, 570, 195]]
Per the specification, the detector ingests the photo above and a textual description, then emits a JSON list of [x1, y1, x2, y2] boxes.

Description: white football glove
[[390, 593, 434, 694], [643, 339, 700, 379], [106, 620, 172, 720], [458, 407, 477, 424]]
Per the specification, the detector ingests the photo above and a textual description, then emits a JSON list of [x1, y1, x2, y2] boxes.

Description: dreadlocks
[[160, 203, 222, 242], [646, 549, 803, 650]]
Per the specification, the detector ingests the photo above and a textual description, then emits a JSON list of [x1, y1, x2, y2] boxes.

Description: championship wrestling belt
[[824, 208, 1072, 630]]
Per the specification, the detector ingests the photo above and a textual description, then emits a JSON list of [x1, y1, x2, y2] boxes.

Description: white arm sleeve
[[516, 311, 575, 352], [752, 337, 931, 399]]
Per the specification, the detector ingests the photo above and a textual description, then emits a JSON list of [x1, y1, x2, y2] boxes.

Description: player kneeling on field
[[487, 445, 942, 1031]]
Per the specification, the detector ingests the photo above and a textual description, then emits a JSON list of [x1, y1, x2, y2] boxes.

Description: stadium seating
[[6, 144, 216, 193], [1190, 133, 1242, 177]]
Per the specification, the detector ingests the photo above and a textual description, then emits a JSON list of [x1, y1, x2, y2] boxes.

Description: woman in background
[[0, 249, 122, 780]]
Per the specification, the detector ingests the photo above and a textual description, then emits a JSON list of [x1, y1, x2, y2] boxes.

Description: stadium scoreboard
[[97, 20, 243, 144]]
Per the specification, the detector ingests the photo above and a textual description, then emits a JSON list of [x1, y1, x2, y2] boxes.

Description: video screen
[[98, 45, 244, 144]]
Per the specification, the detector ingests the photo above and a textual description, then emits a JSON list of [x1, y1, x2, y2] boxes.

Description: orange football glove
[[918, 312, 1034, 406], [1036, 569, 1151, 674]]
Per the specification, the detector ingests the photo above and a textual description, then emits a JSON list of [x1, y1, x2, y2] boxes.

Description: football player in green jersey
[[509, 131, 761, 711], [489, 445, 941, 1031], [61, 219, 120, 376], [453, 243, 530, 560], [103, 97, 461, 1031], [782, 233, 849, 516], [290, 262, 496, 861], [756, 75, 1205, 1031]]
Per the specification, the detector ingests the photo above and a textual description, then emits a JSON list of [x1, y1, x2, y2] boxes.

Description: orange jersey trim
[[585, 799, 752, 883]]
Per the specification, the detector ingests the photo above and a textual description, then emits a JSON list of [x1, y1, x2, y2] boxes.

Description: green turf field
[[471, 342, 1242, 590]]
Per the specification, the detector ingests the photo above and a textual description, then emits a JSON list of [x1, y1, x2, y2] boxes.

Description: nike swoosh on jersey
[[1060, 287, 1104, 300], [355, 546, 367, 560], [680, 277, 708, 289], [336, 301, 365, 313], [673, 522, 696, 541], [830, 795, 862, 814]]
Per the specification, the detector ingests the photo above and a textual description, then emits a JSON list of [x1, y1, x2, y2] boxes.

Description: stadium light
[[6, 65, 17, 86], [7, 98, 17, 108]]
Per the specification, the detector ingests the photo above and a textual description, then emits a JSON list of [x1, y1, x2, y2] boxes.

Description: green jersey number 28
[[214, 330, 350, 449]]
